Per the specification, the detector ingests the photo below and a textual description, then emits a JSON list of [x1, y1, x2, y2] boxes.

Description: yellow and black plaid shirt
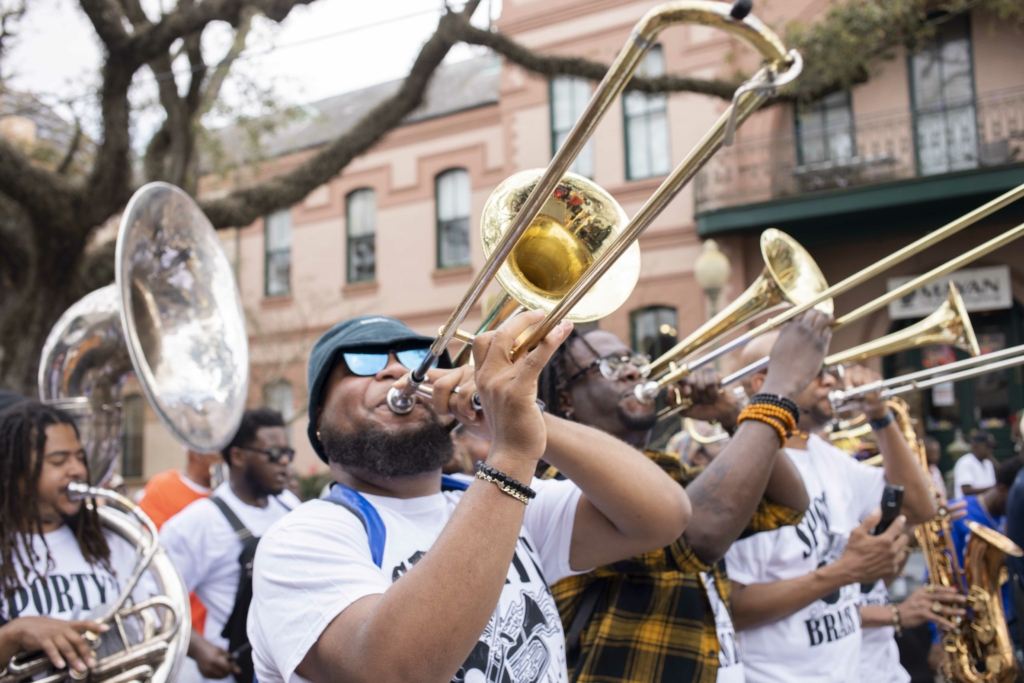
[[544, 450, 803, 683]]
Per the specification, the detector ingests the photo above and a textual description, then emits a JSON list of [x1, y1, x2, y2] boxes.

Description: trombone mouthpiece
[[386, 386, 417, 415], [67, 481, 95, 501], [730, 0, 753, 20], [635, 381, 659, 404]]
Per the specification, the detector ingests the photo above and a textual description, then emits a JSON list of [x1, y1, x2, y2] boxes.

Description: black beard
[[617, 401, 657, 432], [321, 416, 454, 479]]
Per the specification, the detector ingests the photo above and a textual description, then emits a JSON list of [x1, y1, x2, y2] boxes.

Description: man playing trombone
[[246, 310, 694, 683], [535, 310, 841, 683], [725, 333, 955, 683]]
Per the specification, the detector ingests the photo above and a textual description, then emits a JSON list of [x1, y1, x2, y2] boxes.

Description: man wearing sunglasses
[[246, 311, 695, 683], [161, 408, 300, 683]]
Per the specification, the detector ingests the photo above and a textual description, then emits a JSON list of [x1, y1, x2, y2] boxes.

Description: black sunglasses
[[241, 446, 295, 464]]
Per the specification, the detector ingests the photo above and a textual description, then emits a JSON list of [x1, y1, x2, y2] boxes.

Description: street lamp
[[694, 239, 731, 318]]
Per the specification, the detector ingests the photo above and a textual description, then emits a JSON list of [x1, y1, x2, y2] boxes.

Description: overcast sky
[[4, 0, 499, 135]]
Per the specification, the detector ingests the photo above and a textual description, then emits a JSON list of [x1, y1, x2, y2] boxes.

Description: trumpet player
[[246, 310, 692, 683], [0, 402, 149, 676], [725, 334, 939, 683], [535, 311, 836, 683]]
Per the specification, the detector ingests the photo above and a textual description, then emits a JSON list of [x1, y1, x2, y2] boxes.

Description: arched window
[[436, 169, 471, 269], [623, 44, 670, 180], [550, 77, 595, 178], [346, 188, 376, 283], [264, 380, 295, 440], [264, 208, 292, 296], [121, 394, 145, 479], [630, 305, 678, 358]]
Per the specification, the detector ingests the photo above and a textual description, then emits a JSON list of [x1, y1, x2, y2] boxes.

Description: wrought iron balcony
[[694, 88, 1024, 215]]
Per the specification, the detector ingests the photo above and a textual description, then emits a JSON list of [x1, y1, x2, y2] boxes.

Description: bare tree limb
[[198, 6, 254, 117], [0, 137, 79, 230], [449, 19, 741, 100], [78, 0, 132, 50], [56, 119, 83, 175], [201, 2, 482, 227]]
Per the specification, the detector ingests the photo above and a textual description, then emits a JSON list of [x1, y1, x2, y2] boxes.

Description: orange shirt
[[139, 470, 210, 634]]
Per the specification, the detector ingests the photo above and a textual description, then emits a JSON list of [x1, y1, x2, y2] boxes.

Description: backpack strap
[[441, 475, 470, 492], [324, 484, 386, 568], [565, 578, 607, 678], [211, 497, 253, 541]]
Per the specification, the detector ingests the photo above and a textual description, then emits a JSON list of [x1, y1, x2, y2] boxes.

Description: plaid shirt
[[545, 450, 803, 683]]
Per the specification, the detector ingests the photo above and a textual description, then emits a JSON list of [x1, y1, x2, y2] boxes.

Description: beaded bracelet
[[475, 461, 537, 505], [737, 403, 796, 446], [749, 393, 800, 424], [889, 603, 903, 637]]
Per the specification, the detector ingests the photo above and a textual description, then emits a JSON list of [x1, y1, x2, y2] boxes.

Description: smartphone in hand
[[871, 484, 904, 536]]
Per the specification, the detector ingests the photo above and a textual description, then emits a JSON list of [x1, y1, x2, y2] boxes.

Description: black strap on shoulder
[[274, 496, 293, 513], [211, 497, 253, 540], [565, 578, 607, 677]]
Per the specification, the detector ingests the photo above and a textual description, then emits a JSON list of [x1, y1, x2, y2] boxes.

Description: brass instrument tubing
[[656, 220, 1024, 397], [885, 352, 1024, 397], [66, 482, 159, 621], [646, 184, 1024, 393], [388, 1, 797, 382], [832, 344, 1024, 403]]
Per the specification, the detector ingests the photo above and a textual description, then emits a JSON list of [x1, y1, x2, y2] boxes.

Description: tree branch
[[450, 20, 741, 100], [197, 6, 254, 118], [56, 119, 83, 175], [0, 136, 79, 230], [77, 0, 131, 50], [201, 2, 482, 227]]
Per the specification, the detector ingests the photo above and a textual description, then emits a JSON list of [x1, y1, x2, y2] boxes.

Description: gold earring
[[316, 430, 322, 441]]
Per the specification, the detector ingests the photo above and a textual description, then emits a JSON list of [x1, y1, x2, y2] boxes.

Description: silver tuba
[[19, 182, 251, 683]]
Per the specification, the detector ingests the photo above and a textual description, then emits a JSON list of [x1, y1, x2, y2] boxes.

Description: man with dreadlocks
[[0, 401, 145, 677], [536, 311, 835, 683]]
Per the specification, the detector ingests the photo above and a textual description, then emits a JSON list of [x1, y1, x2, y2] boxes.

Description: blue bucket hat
[[306, 315, 451, 461]]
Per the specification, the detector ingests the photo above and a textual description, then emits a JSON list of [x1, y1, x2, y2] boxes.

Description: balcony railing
[[694, 88, 1024, 215]]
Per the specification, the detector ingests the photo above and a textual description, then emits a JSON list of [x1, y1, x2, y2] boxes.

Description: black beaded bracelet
[[476, 461, 537, 501], [749, 393, 800, 425], [869, 411, 895, 430]]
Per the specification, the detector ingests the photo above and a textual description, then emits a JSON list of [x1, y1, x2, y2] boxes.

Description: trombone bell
[[481, 170, 640, 323], [825, 282, 980, 367]]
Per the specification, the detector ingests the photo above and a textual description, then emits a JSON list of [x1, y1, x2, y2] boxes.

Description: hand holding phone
[[872, 484, 904, 536]]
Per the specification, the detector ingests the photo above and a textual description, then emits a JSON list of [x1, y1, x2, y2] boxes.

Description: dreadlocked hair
[[537, 328, 583, 419], [0, 401, 111, 603]]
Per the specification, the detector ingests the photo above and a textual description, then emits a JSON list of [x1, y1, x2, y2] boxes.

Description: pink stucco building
[[129, 0, 1024, 480]]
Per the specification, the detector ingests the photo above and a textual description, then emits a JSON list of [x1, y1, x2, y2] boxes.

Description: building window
[[550, 77, 595, 178], [346, 188, 376, 283], [436, 169, 471, 269], [121, 395, 144, 479], [264, 209, 292, 297], [623, 45, 671, 180], [630, 306, 678, 358], [910, 15, 977, 175], [795, 91, 855, 165], [264, 380, 295, 440]]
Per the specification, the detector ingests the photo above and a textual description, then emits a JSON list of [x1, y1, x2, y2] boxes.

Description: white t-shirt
[[857, 580, 909, 683], [160, 483, 300, 680], [953, 453, 996, 499], [247, 476, 584, 683], [0, 526, 142, 622], [700, 571, 745, 683], [726, 435, 886, 683]]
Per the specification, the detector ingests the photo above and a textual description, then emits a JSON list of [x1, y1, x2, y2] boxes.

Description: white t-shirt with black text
[[160, 482, 300, 681], [0, 526, 142, 622], [247, 476, 584, 683], [725, 434, 886, 683], [858, 580, 909, 683]]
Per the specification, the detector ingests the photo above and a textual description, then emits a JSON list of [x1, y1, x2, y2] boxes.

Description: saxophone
[[888, 398, 1023, 682]]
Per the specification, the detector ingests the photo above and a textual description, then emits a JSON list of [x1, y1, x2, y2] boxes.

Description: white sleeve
[[248, 502, 388, 683], [522, 478, 584, 586], [158, 500, 214, 593], [953, 457, 974, 496], [842, 456, 887, 524], [725, 531, 777, 586]]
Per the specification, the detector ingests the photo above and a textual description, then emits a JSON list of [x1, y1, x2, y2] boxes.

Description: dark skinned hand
[[674, 366, 741, 430], [5, 617, 106, 673], [898, 585, 967, 631], [190, 637, 241, 679], [761, 309, 835, 399], [841, 364, 887, 420]]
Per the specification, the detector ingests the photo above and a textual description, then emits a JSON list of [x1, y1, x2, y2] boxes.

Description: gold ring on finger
[[931, 601, 943, 614]]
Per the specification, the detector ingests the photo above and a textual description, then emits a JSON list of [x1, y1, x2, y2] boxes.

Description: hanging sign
[[887, 265, 1012, 320]]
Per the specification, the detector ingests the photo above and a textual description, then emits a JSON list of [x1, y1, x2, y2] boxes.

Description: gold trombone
[[386, 0, 804, 414], [636, 190, 1024, 405]]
